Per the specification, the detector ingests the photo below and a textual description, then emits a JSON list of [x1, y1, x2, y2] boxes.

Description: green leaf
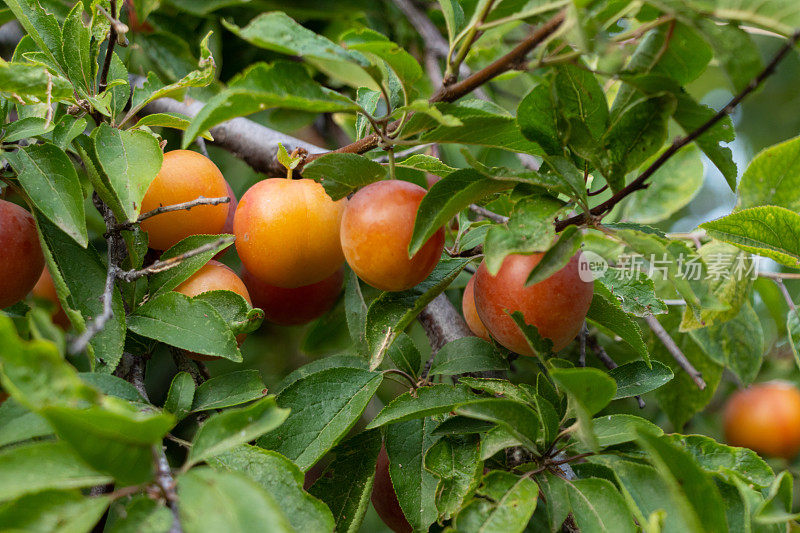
[[191, 370, 266, 412], [415, 101, 543, 155], [212, 445, 335, 532], [395, 154, 458, 177], [551, 367, 616, 450], [518, 83, 560, 155], [1, 116, 54, 142], [664, 434, 774, 489], [452, 470, 539, 532], [3, 0, 65, 70], [340, 28, 423, 93], [590, 414, 663, 448], [302, 153, 385, 201], [133, 113, 212, 139], [526, 226, 583, 285], [6, 142, 87, 247], [105, 495, 173, 533], [0, 441, 111, 501], [79, 373, 147, 403], [594, 456, 697, 531], [41, 400, 174, 485], [91, 123, 163, 224], [367, 384, 481, 428], [0, 399, 52, 447], [258, 367, 382, 471], [483, 197, 563, 275], [164, 371, 195, 421], [622, 145, 704, 224], [387, 332, 422, 379], [679, 241, 755, 330], [61, 2, 93, 96], [701, 206, 800, 268], [182, 61, 358, 147], [307, 430, 382, 533], [754, 471, 800, 524], [562, 477, 636, 533], [365, 256, 471, 369], [37, 218, 126, 371], [385, 417, 441, 531], [0, 490, 110, 532], [128, 32, 216, 116], [587, 283, 649, 362], [553, 63, 609, 142], [738, 135, 800, 211], [127, 292, 241, 361], [178, 468, 293, 533], [609, 360, 673, 399], [689, 302, 764, 385], [355, 87, 382, 139], [507, 311, 554, 356], [148, 235, 233, 297], [425, 434, 483, 521], [187, 396, 289, 467], [222, 12, 375, 89], [439, 0, 466, 45], [601, 93, 676, 192], [0, 61, 72, 100], [595, 268, 667, 317], [455, 399, 540, 451], [637, 431, 728, 533], [193, 289, 263, 337], [409, 169, 512, 256], [429, 337, 509, 376]]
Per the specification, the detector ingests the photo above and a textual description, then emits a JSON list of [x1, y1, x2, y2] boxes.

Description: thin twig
[[470, 204, 509, 223], [98, 0, 119, 93], [113, 196, 230, 231], [116, 236, 234, 282], [644, 314, 706, 390], [586, 334, 645, 408], [303, 10, 566, 166], [556, 28, 800, 231], [578, 323, 587, 367], [774, 278, 797, 312], [70, 198, 121, 354], [153, 446, 182, 533]]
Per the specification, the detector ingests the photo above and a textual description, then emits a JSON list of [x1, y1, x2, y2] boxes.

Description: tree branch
[[70, 196, 123, 354], [418, 293, 474, 380], [303, 10, 567, 165], [643, 314, 706, 390], [555, 28, 800, 231], [113, 195, 230, 231], [116, 236, 234, 282], [153, 445, 182, 533]]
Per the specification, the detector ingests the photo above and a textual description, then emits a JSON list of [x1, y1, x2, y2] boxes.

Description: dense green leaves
[[428, 337, 509, 376], [367, 384, 480, 428], [258, 367, 382, 471], [452, 471, 539, 532], [302, 153, 385, 200]]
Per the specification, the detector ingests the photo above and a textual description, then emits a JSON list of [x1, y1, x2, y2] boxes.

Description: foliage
[[1, 0, 800, 531]]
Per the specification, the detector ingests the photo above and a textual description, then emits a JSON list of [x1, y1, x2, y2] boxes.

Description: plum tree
[[371, 446, 412, 533], [242, 267, 343, 326], [724, 381, 800, 459], [31, 268, 69, 328], [0, 200, 44, 309], [462, 276, 489, 340], [473, 253, 593, 356], [234, 178, 345, 288], [340, 180, 444, 292], [140, 150, 230, 250]]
